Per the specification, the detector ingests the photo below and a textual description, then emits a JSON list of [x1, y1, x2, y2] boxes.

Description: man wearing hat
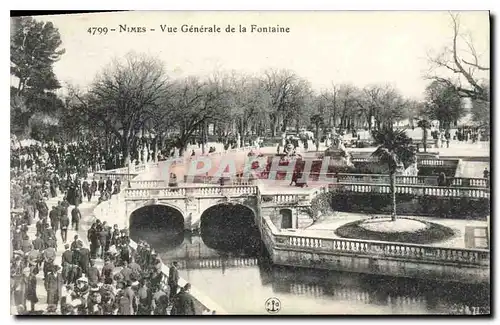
[[49, 206, 60, 233], [20, 233, 33, 253], [32, 233, 44, 251], [70, 235, 81, 251], [71, 204, 81, 231], [168, 261, 180, 300], [171, 283, 196, 315], [61, 244, 73, 284], [120, 261, 133, 283], [42, 223, 56, 246], [152, 284, 170, 315], [115, 284, 132, 315], [87, 259, 101, 286], [78, 241, 91, 276], [12, 225, 23, 251], [25, 267, 38, 312], [137, 279, 152, 315], [60, 209, 70, 243], [101, 257, 115, 283], [45, 235, 57, 250], [42, 245, 56, 278], [44, 265, 59, 305], [100, 283, 116, 315]]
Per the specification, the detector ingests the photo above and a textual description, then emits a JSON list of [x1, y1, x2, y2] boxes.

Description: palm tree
[[371, 127, 416, 221], [416, 119, 431, 152]]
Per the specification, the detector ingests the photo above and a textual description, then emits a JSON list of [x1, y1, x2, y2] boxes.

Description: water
[[129, 208, 490, 315]]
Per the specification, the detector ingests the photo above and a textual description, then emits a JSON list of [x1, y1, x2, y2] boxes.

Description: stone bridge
[[124, 185, 317, 231]]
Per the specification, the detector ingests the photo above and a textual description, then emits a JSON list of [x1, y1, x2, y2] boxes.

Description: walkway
[[303, 212, 488, 249]]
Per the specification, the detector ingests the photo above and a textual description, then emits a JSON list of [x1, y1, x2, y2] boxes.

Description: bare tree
[[69, 52, 169, 165], [427, 12, 490, 102], [358, 85, 408, 130], [262, 69, 301, 136]]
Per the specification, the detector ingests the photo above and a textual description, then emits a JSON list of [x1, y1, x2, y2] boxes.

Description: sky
[[32, 11, 489, 100]]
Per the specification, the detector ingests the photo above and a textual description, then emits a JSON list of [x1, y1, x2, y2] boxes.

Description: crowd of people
[[11, 208, 200, 315], [10, 138, 205, 316]]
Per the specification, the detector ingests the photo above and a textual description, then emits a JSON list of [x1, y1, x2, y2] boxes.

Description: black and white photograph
[[8, 10, 490, 316]]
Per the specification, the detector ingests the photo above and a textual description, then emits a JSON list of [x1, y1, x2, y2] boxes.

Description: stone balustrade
[[329, 183, 490, 198], [130, 180, 168, 188], [263, 216, 489, 267], [188, 258, 258, 269], [182, 175, 255, 186], [350, 157, 458, 169], [419, 159, 444, 166], [334, 173, 488, 188], [126, 185, 258, 199]]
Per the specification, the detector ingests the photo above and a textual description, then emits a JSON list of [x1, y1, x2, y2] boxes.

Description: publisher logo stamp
[[265, 297, 281, 314]]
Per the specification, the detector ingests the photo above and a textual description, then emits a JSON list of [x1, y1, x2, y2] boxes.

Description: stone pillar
[[184, 212, 192, 231]]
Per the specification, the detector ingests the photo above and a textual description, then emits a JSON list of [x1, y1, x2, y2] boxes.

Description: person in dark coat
[[21, 233, 33, 253], [98, 177, 105, 194], [438, 172, 447, 187], [49, 180, 57, 198], [25, 270, 38, 312], [44, 265, 59, 305], [116, 288, 132, 315], [60, 213, 70, 243], [49, 206, 60, 232], [152, 285, 169, 315], [111, 225, 121, 247], [70, 235, 81, 251], [35, 218, 47, 237], [45, 236, 57, 249], [78, 244, 91, 276], [171, 283, 196, 315], [42, 225, 56, 246], [106, 177, 113, 193], [61, 244, 73, 284], [137, 280, 152, 315], [168, 261, 180, 300], [71, 205, 81, 231], [120, 261, 133, 283], [97, 226, 108, 259], [82, 180, 91, 202], [90, 178, 98, 199], [37, 200, 49, 220], [87, 223, 99, 259], [12, 227, 23, 251], [87, 260, 101, 286], [32, 233, 44, 251]]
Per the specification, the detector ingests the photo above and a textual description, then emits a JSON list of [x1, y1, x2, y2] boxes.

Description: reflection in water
[[129, 205, 490, 315]]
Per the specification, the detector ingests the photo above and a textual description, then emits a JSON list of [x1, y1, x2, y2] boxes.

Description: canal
[[129, 205, 490, 315]]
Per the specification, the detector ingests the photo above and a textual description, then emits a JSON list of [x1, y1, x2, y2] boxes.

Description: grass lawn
[[334, 217, 455, 244]]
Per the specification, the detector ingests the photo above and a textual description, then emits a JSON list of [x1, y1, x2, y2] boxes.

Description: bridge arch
[[129, 203, 185, 238], [199, 202, 261, 254]]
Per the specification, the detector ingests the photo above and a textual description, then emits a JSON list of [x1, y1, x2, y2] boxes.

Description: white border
[[2, 1, 497, 325]]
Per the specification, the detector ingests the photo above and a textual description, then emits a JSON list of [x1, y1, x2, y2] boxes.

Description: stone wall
[[271, 248, 489, 284]]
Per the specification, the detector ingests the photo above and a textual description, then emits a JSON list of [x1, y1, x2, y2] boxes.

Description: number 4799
[[87, 27, 109, 35]]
